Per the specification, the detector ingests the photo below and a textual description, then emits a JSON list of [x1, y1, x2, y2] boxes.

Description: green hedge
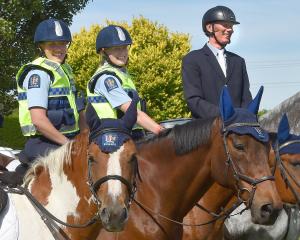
[[0, 110, 25, 149]]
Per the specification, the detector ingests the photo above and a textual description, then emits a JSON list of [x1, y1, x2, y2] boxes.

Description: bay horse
[[182, 114, 300, 240], [97, 86, 282, 240], [1, 99, 140, 240]]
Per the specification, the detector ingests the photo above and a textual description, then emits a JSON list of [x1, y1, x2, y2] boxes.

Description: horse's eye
[[88, 156, 95, 163], [233, 143, 245, 151]]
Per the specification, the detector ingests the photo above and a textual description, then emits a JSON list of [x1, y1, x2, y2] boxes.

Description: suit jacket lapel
[[225, 50, 234, 83], [203, 44, 226, 81]]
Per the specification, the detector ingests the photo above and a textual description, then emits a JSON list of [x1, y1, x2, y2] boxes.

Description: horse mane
[[171, 117, 215, 155], [259, 91, 300, 134], [137, 118, 215, 155], [24, 141, 74, 186]]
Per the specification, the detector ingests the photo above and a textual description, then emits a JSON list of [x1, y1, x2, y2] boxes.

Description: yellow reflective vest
[[87, 64, 142, 130], [16, 57, 79, 136]]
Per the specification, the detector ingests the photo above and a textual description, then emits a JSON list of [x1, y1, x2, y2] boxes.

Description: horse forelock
[[24, 141, 74, 185], [171, 117, 215, 155]]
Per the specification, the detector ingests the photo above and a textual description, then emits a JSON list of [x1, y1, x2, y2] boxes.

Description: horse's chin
[[102, 223, 125, 232], [251, 204, 282, 225]]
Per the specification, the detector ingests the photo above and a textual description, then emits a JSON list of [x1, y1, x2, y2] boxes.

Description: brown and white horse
[[97, 87, 282, 240], [6, 128, 138, 240]]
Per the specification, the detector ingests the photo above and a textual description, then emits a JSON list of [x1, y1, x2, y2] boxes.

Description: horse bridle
[[87, 128, 140, 211], [274, 140, 300, 207], [222, 122, 275, 209]]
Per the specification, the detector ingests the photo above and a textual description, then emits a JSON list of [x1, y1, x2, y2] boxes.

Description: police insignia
[[28, 74, 41, 89], [102, 133, 118, 146], [104, 77, 118, 92]]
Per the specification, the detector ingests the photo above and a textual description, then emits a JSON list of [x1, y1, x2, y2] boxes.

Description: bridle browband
[[274, 140, 300, 207], [222, 122, 275, 209]]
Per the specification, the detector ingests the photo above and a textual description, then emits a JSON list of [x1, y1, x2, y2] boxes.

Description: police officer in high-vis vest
[[15, 18, 86, 173], [86, 25, 163, 140]]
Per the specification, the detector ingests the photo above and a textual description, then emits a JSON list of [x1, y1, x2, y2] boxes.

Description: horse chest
[[224, 204, 289, 240]]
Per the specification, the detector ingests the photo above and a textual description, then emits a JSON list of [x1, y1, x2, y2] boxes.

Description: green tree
[[0, 0, 91, 115], [68, 16, 191, 121]]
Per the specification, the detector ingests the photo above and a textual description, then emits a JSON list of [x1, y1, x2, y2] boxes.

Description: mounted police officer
[[86, 25, 163, 140], [182, 6, 252, 119], [14, 18, 86, 173]]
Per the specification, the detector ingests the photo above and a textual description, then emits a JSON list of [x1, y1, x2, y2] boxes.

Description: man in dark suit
[[182, 6, 252, 119]]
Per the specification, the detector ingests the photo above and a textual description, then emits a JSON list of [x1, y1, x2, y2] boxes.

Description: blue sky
[[70, 0, 300, 110]]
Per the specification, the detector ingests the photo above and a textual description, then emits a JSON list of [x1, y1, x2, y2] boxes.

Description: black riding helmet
[[202, 6, 240, 36]]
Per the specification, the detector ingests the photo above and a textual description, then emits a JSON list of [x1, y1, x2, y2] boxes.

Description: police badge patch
[[104, 77, 118, 92], [28, 74, 41, 89]]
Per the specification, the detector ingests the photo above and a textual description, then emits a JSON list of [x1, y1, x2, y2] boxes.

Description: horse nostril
[[100, 208, 110, 223], [261, 203, 273, 218], [121, 207, 128, 221]]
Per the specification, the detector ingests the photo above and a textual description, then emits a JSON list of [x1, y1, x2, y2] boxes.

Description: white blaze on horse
[[0, 98, 140, 240]]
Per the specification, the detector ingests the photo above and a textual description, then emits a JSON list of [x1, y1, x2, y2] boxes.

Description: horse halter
[[87, 128, 140, 211], [222, 122, 275, 208], [274, 140, 300, 207]]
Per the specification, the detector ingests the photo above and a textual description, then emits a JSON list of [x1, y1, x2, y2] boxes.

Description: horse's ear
[[277, 113, 290, 143], [247, 86, 264, 114], [219, 86, 235, 121]]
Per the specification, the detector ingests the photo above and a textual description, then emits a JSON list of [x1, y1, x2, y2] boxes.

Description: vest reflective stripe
[[87, 95, 108, 103], [87, 64, 142, 130], [20, 125, 37, 136], [16, 57, 79, 136], [48, 87, 70, 96], [18, 92, 27, 101], [18, 87, 71, 101]]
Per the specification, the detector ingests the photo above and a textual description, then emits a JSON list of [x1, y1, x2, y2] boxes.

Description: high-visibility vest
[[87, 64, 142, 130], [16, 57, 79, 136]]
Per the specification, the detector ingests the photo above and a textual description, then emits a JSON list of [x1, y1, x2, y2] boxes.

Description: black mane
[[137, 118, 215, 155]]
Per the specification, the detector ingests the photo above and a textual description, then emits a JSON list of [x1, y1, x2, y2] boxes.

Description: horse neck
[[136, 129, 217, 219], [274, 160, 298, 204]]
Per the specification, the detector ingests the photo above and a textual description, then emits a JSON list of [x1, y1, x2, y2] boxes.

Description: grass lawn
[[0, 110, 26, 149]]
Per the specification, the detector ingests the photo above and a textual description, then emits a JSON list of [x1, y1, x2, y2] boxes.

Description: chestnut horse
[[1, 99, 140, 240], [97, 86, 282, 240], [182, 114, 300, 240]]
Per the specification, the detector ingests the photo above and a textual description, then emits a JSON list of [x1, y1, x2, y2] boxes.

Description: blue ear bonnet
[[89, 119, 132, 154], [223, 108, 269, 142], [276, 114, 300, 155], [220, 86, 269, 142]]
